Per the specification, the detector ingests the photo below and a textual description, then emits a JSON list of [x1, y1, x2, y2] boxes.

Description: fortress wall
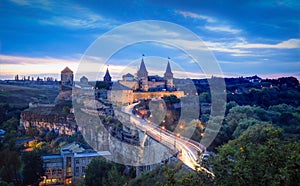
[[133, 91, 185, 101]]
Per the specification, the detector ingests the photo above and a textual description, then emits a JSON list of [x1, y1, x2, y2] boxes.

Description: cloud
[[175, 10, 215, 23], [40, 12, 120, 30], [200, 38, 300, 57], [236, 39, 300, 49], [0, 54, 78, 65], [203, 41, 250, 54], [230, 53, 262, 57], [204, 26, 241, 34], [9, 0, 120, 30], [9, 0, 30, 6], [39, 7, 120, 30], [0, 54, 79, 77], [218, 60, 261, 65], [9, 0, 53, 10]]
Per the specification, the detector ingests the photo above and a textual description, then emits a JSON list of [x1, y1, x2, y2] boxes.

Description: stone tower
[[61, 67, 73, 91], [164, 59, 174, 89], [137, 57, 148, 91], [80, 76, 88, 84], [103, 67, 112, 82]]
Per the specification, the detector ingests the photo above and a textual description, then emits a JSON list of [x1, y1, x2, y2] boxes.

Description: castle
[[108, 57, 184, 105], [57, 56, 184, 104], [117, 57, 175, 92]]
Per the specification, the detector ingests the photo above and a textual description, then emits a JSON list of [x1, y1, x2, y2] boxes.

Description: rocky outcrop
[[20, 106, 77, 135]]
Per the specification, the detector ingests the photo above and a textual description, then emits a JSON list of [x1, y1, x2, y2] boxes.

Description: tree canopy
[[213, 124, 300, 186], [85, 157, 127, 186]]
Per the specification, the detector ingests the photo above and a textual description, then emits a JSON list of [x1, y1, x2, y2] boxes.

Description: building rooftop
[[16, 137, 35, 144], [80, 76, 88, 82], [112, 81, 132, 90], [61, 66, 73, 73], [104, 68, 112, 80], [165, 61, 173, 75], [123, 73, 134, 77], [148, 75, 164, 82], [74, 151, 111, 158], [42, 154, 63, 159], [61, 141, 89, 154], [138, 58, 148, 74]]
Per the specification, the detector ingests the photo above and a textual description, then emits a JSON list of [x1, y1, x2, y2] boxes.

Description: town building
[[0, 129, 5, 142], [40, 142, 111, 185]]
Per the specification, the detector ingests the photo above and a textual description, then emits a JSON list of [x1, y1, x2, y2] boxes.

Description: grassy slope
[[0, 84, 59, 108]]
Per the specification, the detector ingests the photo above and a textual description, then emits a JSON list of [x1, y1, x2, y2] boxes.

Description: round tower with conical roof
[[137, 56, 149, 91], [103, 67, 112, 82], [164, 58, 174, 89]]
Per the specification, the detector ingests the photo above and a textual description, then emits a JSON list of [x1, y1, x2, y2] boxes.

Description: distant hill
[[0, 84, 58, 108]]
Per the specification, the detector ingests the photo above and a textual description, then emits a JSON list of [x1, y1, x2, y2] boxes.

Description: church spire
[[103, 66, 112, 82]]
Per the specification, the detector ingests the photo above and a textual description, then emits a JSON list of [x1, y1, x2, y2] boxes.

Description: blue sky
[[0, 0, 299, 80]]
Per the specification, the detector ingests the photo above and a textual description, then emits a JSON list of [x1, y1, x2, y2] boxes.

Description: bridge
[[119, 103, 214, 176]]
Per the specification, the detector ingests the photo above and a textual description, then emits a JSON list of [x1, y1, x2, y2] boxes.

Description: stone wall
[[107, 90, 134, 105], [133, 91, 185, 101]]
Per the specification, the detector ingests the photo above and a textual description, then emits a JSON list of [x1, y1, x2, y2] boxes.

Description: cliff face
[[74, 107, 172, 169], [20, 106, 77, 135], [21, 100, 171, 174]]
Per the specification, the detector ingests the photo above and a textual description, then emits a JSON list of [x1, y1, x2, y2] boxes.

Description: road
[[122, 103, 214, 176]]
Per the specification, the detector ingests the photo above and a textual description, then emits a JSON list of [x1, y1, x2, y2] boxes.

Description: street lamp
[[160, 126, 165, 141], [174, 132, 180, 148]]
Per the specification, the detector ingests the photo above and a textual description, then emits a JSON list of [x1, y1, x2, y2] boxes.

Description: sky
[[0, 0, 299, 80]]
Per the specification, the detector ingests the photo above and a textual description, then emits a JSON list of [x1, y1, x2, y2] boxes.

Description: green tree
[[268, 103, 298, 113], [225, 101, 238, 115], [199, 92, 211, 103], [85, 157, 127, 186], [226, 105, 275, 139], [178, 171, 213, 186], [213, 124, 300, 186], [22, 151, 44, 185], [0, 148, 22, 184], [157, 163, 213, 186], [27, 126, 39, 138], [0, 103, 10, 125]]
